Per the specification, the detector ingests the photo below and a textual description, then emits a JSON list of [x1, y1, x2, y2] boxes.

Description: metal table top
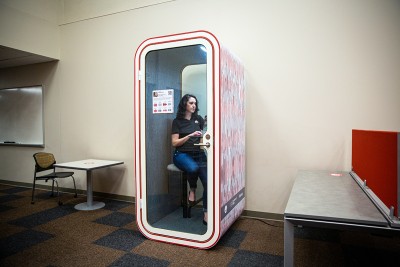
[[284, 170, 388, 227]]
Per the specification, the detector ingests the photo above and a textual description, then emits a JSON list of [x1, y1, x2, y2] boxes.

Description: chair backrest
[[33, 152, 56, 172]]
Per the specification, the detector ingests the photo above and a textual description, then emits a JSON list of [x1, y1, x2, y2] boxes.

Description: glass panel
[[144, 45, 209, 235]]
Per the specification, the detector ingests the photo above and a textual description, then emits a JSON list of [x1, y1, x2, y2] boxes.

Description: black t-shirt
[[172, 115, 204, 152]]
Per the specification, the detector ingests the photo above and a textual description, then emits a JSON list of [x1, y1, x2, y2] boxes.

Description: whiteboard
[[0, 85, 44, 147]]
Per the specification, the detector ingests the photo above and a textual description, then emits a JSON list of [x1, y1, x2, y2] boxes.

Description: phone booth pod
[[134, 31, 245, 249]]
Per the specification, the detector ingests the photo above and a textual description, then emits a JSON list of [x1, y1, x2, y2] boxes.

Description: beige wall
[[0, 0, 60, 58], [1, 0, 400, 215]]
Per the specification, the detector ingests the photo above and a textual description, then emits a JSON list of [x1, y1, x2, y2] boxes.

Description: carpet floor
[[1, 184, 399, 266]]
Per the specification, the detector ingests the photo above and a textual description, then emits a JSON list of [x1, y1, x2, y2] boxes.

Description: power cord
[[238, 216, 283, 228]]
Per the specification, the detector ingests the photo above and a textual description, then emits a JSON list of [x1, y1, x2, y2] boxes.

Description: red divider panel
[[352, 129, 399, 217]]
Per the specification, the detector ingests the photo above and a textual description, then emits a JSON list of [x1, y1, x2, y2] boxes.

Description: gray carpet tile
[[0, 187, 31, 194], [9, 204, 77, 228], [0, 229, 54, 258], [0, 204, 14, 212], [102, 199, 132, 211], [0, 194, 25, 203], [94, 211, 135, 227], [94, 229, 146, 251], [219, 229, 247, 248], [108, 252, 169, 267], [228, 249, 284, 267], [34, 191, 64, 200]]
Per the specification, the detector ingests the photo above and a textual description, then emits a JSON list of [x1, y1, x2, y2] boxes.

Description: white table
[[54, 159, 124, 211], [284, 170, 392, 267]]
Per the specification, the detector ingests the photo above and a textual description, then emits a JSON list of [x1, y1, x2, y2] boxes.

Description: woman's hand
[[189, 131, 202, 137]]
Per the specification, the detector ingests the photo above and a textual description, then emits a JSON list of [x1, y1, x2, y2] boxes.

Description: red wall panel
[[352, 129, 399, 217]]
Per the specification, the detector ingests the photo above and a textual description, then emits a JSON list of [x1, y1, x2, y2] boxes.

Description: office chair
[[31, 152, 77, 205]]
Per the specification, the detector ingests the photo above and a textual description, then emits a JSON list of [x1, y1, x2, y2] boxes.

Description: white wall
[[182, 64, 207, 118], [1, 0, 400, 215]]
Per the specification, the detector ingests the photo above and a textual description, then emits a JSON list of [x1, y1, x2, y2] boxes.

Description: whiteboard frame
[[0, 85, 45, 147]]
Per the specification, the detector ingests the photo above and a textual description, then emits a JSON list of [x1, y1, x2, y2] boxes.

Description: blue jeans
[[173, 150, 207, 211]]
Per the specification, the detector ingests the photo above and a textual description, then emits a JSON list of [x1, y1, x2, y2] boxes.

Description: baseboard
[[241, 210, 284, 221], [0, 179, 283, 221]]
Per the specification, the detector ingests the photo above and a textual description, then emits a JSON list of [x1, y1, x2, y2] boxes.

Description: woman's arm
[[171, 131, 202, 147]]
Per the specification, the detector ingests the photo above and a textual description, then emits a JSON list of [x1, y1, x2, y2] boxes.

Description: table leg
[[75, 170, 105, 210], [87, 170, 93, 206], [284, 218, 294, 267]]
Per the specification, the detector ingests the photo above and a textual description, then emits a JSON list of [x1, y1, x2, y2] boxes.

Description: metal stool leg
[[31, 178, 37, 204], [182, 172, 190, 218], [71, 175, 77, 198]]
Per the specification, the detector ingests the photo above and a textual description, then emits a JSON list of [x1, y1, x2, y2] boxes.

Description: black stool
[[167, 164, 202, 218]]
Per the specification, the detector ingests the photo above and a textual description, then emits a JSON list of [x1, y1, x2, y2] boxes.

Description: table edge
[[54, 161, 124, 171]]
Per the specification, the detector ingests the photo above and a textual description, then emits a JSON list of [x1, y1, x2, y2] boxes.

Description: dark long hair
[[176, 94, 199, 119]]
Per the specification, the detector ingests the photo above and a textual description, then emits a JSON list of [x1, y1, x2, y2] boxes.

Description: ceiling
[[0, 45, 57, 69]]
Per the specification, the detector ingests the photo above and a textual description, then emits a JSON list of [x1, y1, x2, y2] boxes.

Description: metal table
[[284, 170, 391, 267]]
